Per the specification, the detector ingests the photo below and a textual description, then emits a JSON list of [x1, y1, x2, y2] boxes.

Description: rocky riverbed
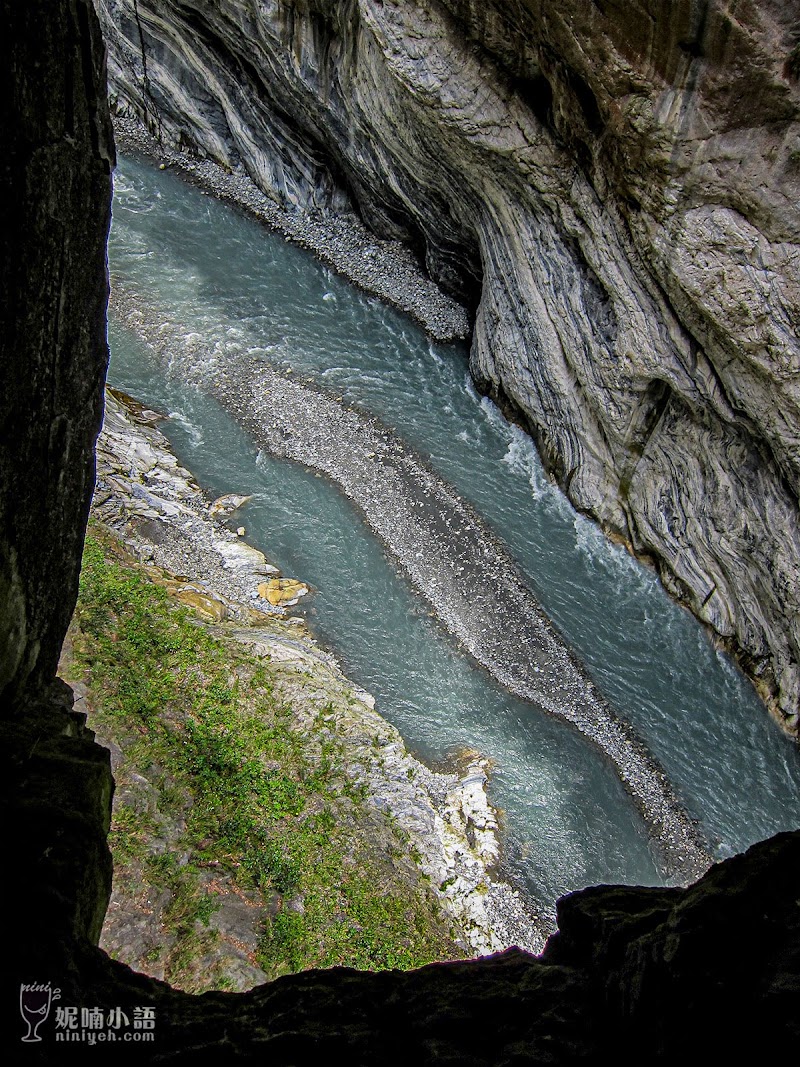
[[109, 283, 712, 886], [113, 117, 470, 345], [100, 3, 800, 736], [68, 388, 546, 987]]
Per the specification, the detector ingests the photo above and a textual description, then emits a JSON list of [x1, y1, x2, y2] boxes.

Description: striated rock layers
[[2, 2, 799, 1060], [95, 0, 800, 732]]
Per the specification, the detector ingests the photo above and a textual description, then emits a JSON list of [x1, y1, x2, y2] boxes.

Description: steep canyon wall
[[96, 0, 800, 731], [2, 3, 800, 1059], [2, 0, 114, 705]]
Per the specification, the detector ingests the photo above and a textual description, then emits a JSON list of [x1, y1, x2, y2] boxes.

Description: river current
[[106, 154, 800, 918]]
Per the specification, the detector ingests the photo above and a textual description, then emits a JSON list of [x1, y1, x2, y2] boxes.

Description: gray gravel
[[113, 116, 470, 344], [111, 286, 713, 886], [106, 114, 712, 895]]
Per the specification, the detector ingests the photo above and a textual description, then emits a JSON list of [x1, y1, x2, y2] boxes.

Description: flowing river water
[[106, 153, 800, 921]]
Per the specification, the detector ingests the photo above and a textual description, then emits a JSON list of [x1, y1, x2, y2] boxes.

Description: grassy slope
[[64, 525, 463, 990]]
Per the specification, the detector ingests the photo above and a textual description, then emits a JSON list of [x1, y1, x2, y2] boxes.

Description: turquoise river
[[105, 153, 800, 923]]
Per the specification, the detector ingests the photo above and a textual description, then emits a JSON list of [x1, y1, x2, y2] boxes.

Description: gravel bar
[[112, 115, 471, 344], [111, 284, 713, 886]]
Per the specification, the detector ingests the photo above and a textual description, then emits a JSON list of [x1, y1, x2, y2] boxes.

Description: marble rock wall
[[95, 0, 800, 731]]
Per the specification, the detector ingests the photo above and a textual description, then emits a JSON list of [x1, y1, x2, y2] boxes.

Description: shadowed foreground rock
[[1, 0, 113, 705], [3, 692, 798, 1061], [1, 2, 798, 1062]]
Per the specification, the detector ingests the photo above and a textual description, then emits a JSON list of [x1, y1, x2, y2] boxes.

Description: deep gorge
[[105, 150, 800, 910], [2, 0, 799, 1060], [96, 0, 800, 734]]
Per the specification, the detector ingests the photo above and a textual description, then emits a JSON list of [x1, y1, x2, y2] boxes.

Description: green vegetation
[[66, 525, 461, 990]]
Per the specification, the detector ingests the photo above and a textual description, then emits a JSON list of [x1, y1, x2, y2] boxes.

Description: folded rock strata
[[3, 4, 799, 1059], [95, 0, 800, 732]]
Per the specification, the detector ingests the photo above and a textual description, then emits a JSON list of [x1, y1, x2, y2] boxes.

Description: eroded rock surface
[[3, 3, 799, 1061], [95, 0, 800, 731]]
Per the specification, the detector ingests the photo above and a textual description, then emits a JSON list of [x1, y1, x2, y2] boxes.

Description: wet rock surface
[[96, 0, 800, 732]]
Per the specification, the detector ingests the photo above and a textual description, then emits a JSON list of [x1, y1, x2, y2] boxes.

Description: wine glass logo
[[19, 983, 55, 1042]]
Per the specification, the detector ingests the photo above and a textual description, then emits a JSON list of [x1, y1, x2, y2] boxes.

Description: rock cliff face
[[95, 0, 800, 731], [2, 2, 799, 1060], [1, 0, 114, 706]]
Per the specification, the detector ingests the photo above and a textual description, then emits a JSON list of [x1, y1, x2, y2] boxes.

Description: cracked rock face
[[95, 0, 800, 731]]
